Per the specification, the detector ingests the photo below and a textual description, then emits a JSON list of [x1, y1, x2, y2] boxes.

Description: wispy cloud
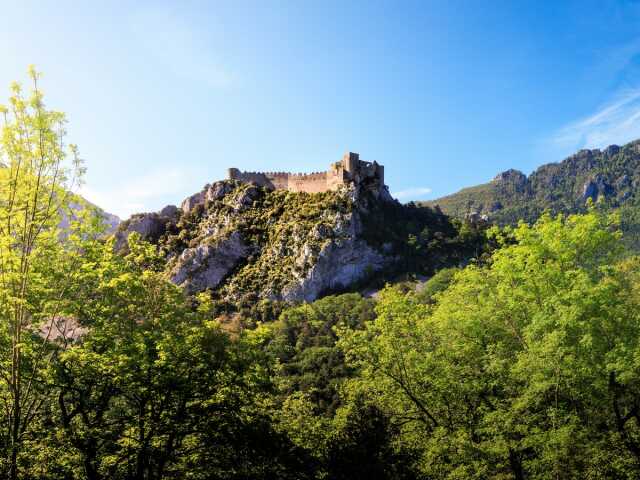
[[80, 168, 190, 219], [392, 187, 432, 200], [128, 6, 234, 88], [551, 87, 640, 151]]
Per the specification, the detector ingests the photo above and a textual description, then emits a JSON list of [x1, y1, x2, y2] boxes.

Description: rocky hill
[[115, 179, 484, 310], [424, 140, 640, 230], [62, 195, 120, 233]]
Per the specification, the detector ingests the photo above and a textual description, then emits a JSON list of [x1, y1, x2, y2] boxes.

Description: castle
[[227, 152, 385, 194]]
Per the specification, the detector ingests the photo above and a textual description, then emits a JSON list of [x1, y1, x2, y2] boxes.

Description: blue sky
[[2, 1, 640, 218]]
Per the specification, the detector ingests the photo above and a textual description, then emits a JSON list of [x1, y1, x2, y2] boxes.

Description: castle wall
[[327, 163, 346, 190], [228, 168, 275, 188], [262, 172, 289, 190], [227, 152, 384, 194], [287, 172, 328, 193], [342, 152, 359, 175]]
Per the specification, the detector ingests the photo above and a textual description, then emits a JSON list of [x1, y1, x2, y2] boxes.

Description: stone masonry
[[227, 152, 385, 194]]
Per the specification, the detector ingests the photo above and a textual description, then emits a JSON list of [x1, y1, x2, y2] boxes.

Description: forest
[[2, 70, 640, 480]]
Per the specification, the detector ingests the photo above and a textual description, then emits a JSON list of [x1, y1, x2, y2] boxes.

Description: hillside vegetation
[[116, 179, 488, 318], [6, 69, 640, 480], [423, 140, 640, 231]]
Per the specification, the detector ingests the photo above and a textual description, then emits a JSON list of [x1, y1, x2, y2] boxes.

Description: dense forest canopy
[[2, 70, 640, 480]]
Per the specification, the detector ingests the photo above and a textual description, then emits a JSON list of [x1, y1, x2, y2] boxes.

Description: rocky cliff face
[[115, 180, 398, 304], [114, 206, 178, 251], [114, 175, 472, 305], [423, 139, 640, 227], [169, 230, 249, 294]]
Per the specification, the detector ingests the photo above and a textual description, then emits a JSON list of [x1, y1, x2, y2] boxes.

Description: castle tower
[[342, 152, 359, 175], [373, 161, 384, 185], [228, 167, 241, 180]]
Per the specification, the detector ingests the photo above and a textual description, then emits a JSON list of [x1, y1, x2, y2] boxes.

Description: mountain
[[424, 140, 640, 231], [114, 178, 484, 312], [0, 163, 120, 234], [62, 196, 120, 233]]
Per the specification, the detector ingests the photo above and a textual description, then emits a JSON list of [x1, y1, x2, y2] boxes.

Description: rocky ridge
[[114, 175, 469, 306], [423, 139, 640, 227], [60, 196, 121, 234], [116, 180, 393, 303]]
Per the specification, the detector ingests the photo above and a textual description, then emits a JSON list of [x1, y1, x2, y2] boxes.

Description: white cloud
[[392, 187, 432, 200], [128, 6, 234, 88], [551, 88, 640, 151], [79, 168, 190, 219]]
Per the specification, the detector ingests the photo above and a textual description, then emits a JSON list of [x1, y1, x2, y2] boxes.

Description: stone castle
[[227, 152, 385, 194]]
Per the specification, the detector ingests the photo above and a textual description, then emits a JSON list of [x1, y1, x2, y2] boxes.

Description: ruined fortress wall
[[286, 172, 328, 193], [227, 168, 274, 188], [357, 161, 384, 184], [326, 165, 346, 190], [229, 168, 334, 193], [228, 153, 382, 194], [265, 172, 289, 190]]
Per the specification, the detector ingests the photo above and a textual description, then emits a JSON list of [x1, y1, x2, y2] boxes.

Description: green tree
[[0, 67, 88, 480], [35, 234, 308, 479], [326, 395, 416, 480], [268, 293, 376, 415], [340, 212, 640, 479]]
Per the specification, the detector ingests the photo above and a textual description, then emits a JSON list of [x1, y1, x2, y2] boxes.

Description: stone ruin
[[227, 152, 386, 194]]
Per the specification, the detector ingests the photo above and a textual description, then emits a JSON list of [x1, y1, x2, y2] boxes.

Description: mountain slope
[[63, 195, 120, 233], [115, 179, 485, 310], [424, 140, 640, 227]]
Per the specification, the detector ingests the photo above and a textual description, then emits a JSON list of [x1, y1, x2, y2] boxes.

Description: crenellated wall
[[227, 152, 385, 194], [286, 172, 326, 193]]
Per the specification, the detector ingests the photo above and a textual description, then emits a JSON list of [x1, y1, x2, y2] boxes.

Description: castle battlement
[[228, 152, 385, 194]]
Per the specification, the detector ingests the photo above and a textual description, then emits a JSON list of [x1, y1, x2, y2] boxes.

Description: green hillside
[[423, 140, 640, 229]]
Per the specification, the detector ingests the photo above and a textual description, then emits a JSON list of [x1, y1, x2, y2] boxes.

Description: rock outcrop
[[581, 175, 614, 202], [114, 205, 179, 251], [114, 172, 463, 306], [281, 235, 385, 302], [60, 197, 121, 234], [169, 231, 249, 294], [181, 181, 239, 213], [166, 180, 394, 303], [493, 169, 527, 191]]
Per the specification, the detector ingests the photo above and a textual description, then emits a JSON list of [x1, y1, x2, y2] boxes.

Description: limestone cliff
[[175, 181, 388, 303], [115, 177, 475, 305]]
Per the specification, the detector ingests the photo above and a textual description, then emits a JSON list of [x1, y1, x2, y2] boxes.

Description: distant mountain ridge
[[424, 139, 640, 227], [60, 195, 120, 234]]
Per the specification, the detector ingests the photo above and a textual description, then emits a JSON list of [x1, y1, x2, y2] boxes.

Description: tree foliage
[[340, 212, 640, 478], [0, 66, 88, 479], [3, 69, 640, 480]]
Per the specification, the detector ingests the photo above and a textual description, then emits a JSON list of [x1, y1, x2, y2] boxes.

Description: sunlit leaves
[[340, 211, 640, 478]]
